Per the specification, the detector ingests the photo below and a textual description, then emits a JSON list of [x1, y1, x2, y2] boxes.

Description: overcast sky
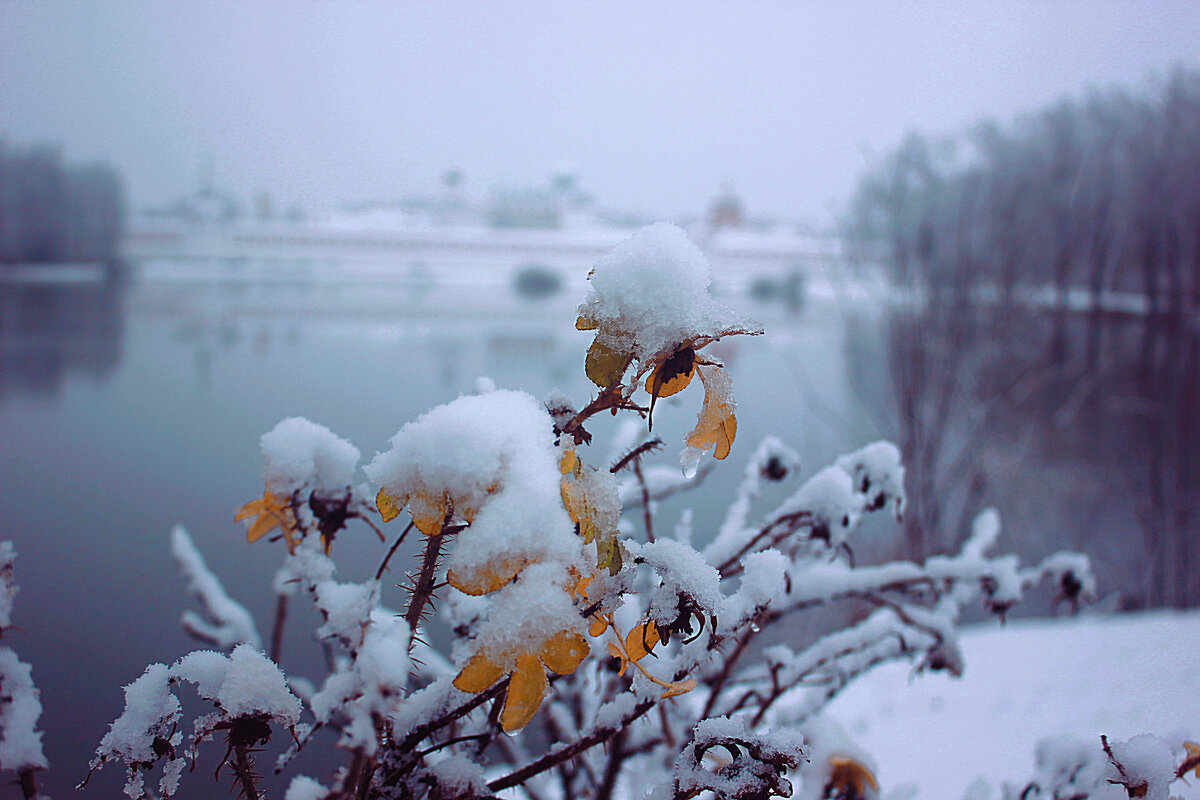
[[3, 1, 1199, 224]]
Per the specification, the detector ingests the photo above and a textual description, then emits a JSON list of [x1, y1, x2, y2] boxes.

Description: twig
[[375, 520, 415, 581], [633, 461, 655, 542], [270, 594, 288, 665], [17, 768, 39, 800], [487, 700, 656, 792]]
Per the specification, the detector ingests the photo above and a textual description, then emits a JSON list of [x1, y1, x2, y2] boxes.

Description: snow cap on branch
[[261, 417, 361, 496]]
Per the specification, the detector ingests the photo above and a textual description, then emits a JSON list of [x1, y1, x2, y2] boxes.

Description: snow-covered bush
[[71, 222, 1143, 800]]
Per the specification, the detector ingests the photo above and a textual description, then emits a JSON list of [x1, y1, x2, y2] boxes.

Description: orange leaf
[[828, 757, 879, 795], [685, 366, 738, 461], [607, 642, 627, 676], [501, 653, 548, 732], [376, 487, 402, 523], [589, 616, 609, 637], [645, 347, 696, 400], [539, 631, 590, 675], [660, 677, 698, 699], [575, 313, 599, 331], [446, 557, 529, 596], [235, 490, 296, 547], [408, 492, 448, 536], [453, 651, 506, 693], [624, 621, 660, 662]]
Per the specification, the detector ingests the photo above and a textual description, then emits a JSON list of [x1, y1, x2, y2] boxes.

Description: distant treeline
[[0, 140, 125, 264], [847, 67, 1200, 310], [843, 69, 1200, 609]]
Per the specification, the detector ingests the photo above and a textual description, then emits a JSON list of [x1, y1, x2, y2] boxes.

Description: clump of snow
[[314, 579, 379, 648], [173, 645, 300, 725], [0, 648, 46, 771], [577, 222, 758, 363], [426, 755, 490, 795], [367, 390, 583, 623], [1106, 734, 1179, 800], [469, 562, 586, 668], [261, 417, 361, 496], [311, 612, 412, 753], [781, 466, 860, 547], [170, 525, 261, 650], [719, 549, 788, 631], [640, 539, 721, 630], [833, 440, 904, 518], [285, 775, 331, 800], [0, 542, 45, 774], [673, 715, 807, 800], [0, 542, 17, 631], [87, 663, 183, 798]]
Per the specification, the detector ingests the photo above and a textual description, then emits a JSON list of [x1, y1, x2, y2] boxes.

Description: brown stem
[[633, 461, 655, 542], [270, 593, 288, 666], [699, 628, 756, 720], [375, 520, 415, 581], [403, 510, 452, 648], [232, 743, 261, 800], [717, 512, 812, 578], [594, 727, 629, 800], [398, 680, 509, 753], [487, 699, 655, 792], [18, 768, 39, 800]]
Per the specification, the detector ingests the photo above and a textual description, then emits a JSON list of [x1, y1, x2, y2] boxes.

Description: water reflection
[[0, 263, 126, 400]]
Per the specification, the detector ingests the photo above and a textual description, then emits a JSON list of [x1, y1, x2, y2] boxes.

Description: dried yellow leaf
[[585, 338, 631, 388], [607, 642, 627, 676], [660, 677, 698, 699], [589, 616, 609, 637], [828, 757, 879, 795], [376, 487, 401, 523], [645, 347, 696, 400], [539, 631, 589, 676], [685, 367, 737, 460], [624, 621, 660, 662], [235, 490, 297, 548], [408, 492, 448, 536], [446, 557, 528, 596], [501, 652, 548, 732], [559, 448, 579, 475], [453, 651, 506, 693], [575, 313, 599, 331]]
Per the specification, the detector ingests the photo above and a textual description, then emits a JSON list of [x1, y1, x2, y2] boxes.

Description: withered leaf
[[501, 652, 548, 732], [585, 338, 632, 388]]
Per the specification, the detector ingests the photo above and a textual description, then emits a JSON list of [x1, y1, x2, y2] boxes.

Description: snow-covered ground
[[826, 610, 1200, 799]]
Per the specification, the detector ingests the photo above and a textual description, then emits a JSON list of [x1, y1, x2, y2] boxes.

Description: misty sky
[[3, 1, 1199, 224]]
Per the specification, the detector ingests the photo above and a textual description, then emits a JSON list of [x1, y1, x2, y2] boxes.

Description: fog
[[3, 1, 1199, 222]]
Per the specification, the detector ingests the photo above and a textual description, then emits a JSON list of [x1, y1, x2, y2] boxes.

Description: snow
[[172, 645, 300, 725], [170, 525, 261, 650], [88, 663, 183, 798], [640, 539, 722, 629], [577, 222, 758, 363], [824, 610, 1200, 799], [833, 440, 904, 518], [0, 542, 17, 631], [260, 416, 361, 496], [285, 775, 331, 800], [0, 648, 47, 771]]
